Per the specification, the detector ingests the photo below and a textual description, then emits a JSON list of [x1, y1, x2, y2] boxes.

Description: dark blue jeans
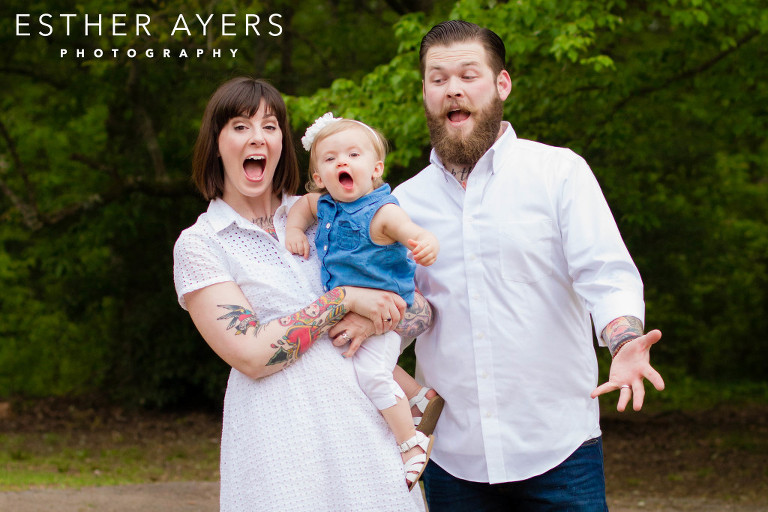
[[422, 437, 608, 511]]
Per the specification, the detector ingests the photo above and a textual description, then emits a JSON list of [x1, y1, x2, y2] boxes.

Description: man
[[393, 20, 665, 510]]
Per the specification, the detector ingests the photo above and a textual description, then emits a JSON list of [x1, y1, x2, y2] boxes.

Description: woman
[[173, 77, 429, 511]]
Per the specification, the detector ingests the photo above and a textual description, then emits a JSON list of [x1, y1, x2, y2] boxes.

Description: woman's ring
[[340, 332, 350, 341]]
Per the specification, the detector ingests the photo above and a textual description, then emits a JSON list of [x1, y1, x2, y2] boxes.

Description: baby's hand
[[408, 234, 439, 266], [285, 228, 311, 259]]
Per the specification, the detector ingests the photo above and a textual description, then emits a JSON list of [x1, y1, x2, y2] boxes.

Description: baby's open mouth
[[339, 171, 354, 190], [244, 155, 265, 181]]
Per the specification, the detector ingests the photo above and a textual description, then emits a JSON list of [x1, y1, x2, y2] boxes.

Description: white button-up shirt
[[394, 123, 644, 483]]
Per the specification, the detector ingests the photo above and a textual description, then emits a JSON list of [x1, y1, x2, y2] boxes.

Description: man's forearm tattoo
[[395, 293, 433, 340], [267, 287, 347, 366], [603, 316, 644, 357]]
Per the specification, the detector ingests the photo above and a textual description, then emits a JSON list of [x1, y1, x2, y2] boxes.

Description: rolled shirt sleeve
[[557, 153, 645, 342]]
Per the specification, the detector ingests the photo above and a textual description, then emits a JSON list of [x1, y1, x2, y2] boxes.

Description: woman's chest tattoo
[[252, 215, 278, 240]]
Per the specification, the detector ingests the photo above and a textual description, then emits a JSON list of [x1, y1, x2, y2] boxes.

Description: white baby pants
[[353, 330, 405, 410]]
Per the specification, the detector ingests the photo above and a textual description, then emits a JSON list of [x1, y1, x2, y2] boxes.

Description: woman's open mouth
[[338, 171, 354, 190], [243, 155, 265, 182]]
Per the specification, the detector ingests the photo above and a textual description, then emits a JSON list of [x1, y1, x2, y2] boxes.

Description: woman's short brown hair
[[192, 77, 300, 200]]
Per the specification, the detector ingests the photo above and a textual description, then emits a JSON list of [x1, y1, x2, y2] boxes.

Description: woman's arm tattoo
[[395, 292, 434, 340], [217, 305, 264, 336], [267, 288, 347, 366], [217, 288, 347, 368], [602, 316, 644, 357]]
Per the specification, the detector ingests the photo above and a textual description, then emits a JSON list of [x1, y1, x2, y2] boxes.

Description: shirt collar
[[428, 121, 517, 180], [319, 184, 392, 214], [489, 121, 516, 175], [207, 195, 290, 233]]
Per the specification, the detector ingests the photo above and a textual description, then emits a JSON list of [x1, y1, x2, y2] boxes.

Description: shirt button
[[485, 411, 493, 418], [323, 245, 328, 251], [470, 254, 477, 261], [325, 222, 331, 229], [477, 332, 484, 339], [481, 371, 489, 379]]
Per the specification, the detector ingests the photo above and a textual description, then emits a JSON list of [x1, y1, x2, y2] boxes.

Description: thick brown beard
[[425, 95, 504, 166]]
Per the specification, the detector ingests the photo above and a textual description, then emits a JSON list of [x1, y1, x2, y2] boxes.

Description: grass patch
[[595, 358, 768, 414], [0, 410, 221, 491]]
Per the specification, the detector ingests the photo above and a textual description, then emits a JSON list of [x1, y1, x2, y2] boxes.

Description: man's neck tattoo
[[252, 214, 278, 240], [448, 165, 474, 189]]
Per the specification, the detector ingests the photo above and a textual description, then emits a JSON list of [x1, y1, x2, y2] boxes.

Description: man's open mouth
[[447, 109, 471, 124], [244, 155, 265, 181], [338, 171, 354, 190]]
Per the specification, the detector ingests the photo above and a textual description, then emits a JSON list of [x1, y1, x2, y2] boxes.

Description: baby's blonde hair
[[306, 119, 388, 193]]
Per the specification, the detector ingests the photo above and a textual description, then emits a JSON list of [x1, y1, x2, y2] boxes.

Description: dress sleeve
[[173, 231, 233, 310]]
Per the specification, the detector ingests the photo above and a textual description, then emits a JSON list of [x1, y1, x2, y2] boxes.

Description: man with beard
[[393, 20, 665, 510]]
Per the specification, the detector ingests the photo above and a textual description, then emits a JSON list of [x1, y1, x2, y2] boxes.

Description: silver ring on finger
[[620, 384, 630, 389], [340, 332, 350, 341]]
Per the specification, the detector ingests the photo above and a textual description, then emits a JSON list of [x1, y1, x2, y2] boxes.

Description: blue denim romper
[[315, 184, 416, 306]]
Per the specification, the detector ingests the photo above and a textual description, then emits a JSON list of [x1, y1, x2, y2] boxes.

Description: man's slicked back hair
[[419, 20, 506, 77]]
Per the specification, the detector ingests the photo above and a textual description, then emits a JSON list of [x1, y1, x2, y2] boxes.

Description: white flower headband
[[301, 112, 381, 152], [301, 112, 341, 151]]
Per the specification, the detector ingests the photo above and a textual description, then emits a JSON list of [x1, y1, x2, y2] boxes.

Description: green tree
[[0, 0, 442, 406], [290, 0, 768, 381], [1, 0, 766, 407]]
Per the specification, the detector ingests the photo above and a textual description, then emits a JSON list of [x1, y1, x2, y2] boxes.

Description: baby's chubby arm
[[285, 193, 320, 259], [370, 203, 439, 266]]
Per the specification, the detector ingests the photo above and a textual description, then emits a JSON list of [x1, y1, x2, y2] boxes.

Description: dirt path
[[2, 402, 766, 511], [0, 481, 218, 512], [2, 482, 766, 512]]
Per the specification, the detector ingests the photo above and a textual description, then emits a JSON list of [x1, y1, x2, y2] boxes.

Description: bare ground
[[1, 401, 766, 511]]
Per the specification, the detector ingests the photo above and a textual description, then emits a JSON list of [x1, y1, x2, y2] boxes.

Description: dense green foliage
[[1, 0, 766, 408]]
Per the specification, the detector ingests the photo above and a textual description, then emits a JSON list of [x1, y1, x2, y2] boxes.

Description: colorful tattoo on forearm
[[217, 288, 347, 367], [603, 316, 644, 357], [217, 305, 263, 336], [267, 287, 347, 366], [395, 293, 433, 340]]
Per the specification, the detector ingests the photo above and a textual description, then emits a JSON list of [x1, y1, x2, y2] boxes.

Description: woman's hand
[[330, 291, 433, 358], [341, 286, 406, 335]]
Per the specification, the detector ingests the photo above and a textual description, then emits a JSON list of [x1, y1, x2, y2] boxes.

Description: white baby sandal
[[410, 387, 445, 436], [400, 431, 434, 491]]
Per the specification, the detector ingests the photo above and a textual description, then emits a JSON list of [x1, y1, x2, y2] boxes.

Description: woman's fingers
[[344, 286, 405, 334]]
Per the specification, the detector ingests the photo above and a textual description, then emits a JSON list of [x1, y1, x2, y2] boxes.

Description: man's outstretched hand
[[591, 329, 665, 411]]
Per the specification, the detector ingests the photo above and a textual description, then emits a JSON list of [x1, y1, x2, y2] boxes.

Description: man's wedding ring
[[620, 384, 630, 389]]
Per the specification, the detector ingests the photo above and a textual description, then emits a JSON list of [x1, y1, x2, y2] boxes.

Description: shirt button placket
[[464, 182, 504, 482]]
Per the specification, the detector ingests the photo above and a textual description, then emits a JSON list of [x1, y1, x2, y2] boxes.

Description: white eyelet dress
[[174, 197, 424, 512]]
